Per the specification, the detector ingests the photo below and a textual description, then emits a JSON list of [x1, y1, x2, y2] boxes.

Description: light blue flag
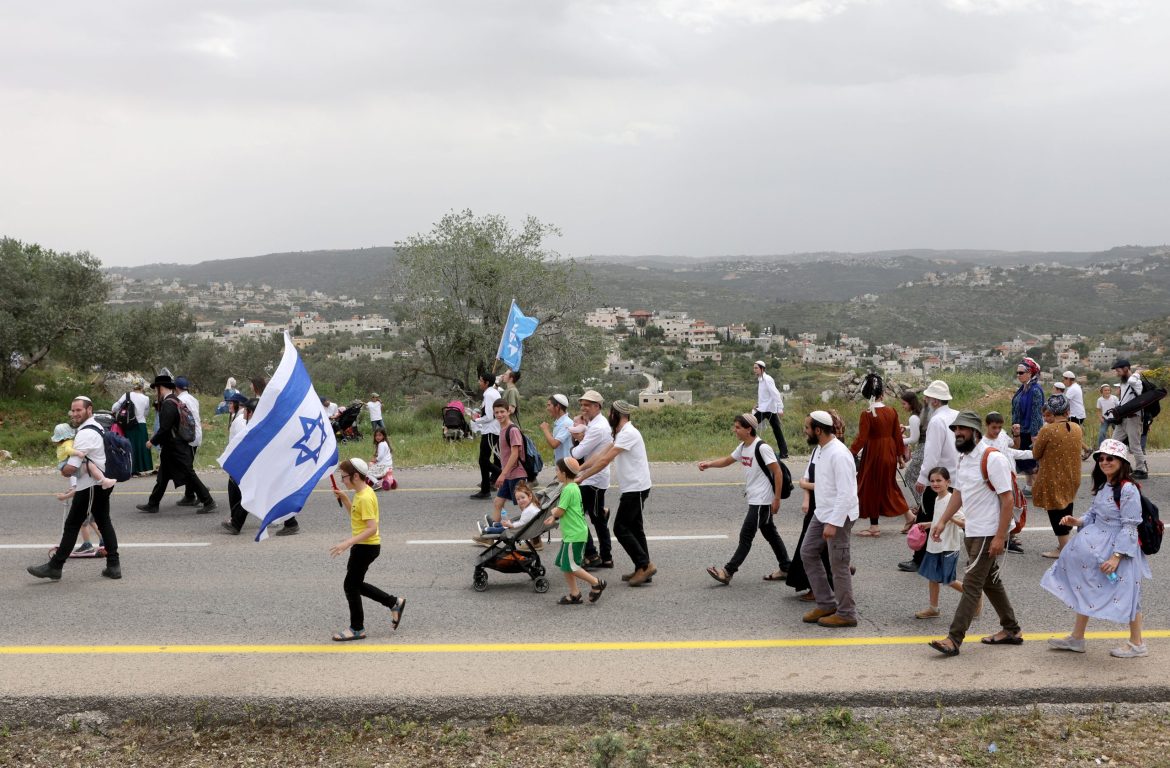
[[496, 300, 539, 371], [218, 333, 338, 541]]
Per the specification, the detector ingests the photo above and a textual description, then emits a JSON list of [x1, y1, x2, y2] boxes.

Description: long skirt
[[128, 422, 153, 474]]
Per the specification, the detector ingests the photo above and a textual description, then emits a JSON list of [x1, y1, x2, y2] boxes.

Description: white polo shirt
[[954, 442, 1013, 538], [732, 438, 777, 505]]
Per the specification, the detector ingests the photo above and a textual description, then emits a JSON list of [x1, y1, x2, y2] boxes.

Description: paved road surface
[[1, 453, 1167, 721]]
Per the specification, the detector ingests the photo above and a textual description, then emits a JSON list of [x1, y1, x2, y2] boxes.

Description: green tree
[[0, 238, 108, 394], [63, 303, 196, 375], [393, 210, 596, 388]]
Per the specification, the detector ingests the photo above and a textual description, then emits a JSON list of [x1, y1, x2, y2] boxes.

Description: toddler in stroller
[[472, 480, 562, 593], [442, 400, 471, 441], [333, 400, 364, 443]]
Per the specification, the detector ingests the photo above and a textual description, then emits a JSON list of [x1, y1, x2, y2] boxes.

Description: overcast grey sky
[[3, 0, 1168, 266]]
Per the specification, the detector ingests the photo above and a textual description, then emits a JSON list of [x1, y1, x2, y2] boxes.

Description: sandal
[[391, 597, 406, 630], [588, 579, 608, 603], [332, 628, 367, 642], [857, 528, 880, 538], [706, 566, 731, 585], [900, 521, 915, 534], [980, 632, 1024, 646], [929, 639, 960, 657], [557, 594, 584, 605], [763, 570, 787, 582]]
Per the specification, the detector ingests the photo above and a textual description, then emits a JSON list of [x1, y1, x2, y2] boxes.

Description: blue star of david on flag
[[292, 414, 328, 466]]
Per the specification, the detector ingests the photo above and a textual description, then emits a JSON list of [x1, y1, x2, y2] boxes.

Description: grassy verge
[[2, 370, 1165, 470], [3, 706, 1169, 767]]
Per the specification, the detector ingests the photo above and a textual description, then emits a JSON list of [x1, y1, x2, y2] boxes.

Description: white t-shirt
[[611, 422, 652, 493], [228, 411, 250, 442], [1097, 395, 1119, 418], [1064, 382, 1085, 420], [926, 491, 964, 553], [69, 417, 107, 493], [366, 400, 383, 422], [811, 437, 859, 527], [177, 390, 203, 447], [954, 442, 1013, 538], [515, 502, 542, 528], [371, 440, 393, 476], [472, 387, 501, 436], [731, 438, 778, 505], [981, 432, 1033, 462], [323, 402, 340, 419]]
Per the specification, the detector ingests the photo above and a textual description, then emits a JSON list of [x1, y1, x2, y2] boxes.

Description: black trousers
[[150, 449, 212, 506], [725, 504, 790, 574], [1047, 503, 1074, 537], [477, 434, 501, 494], [228, 479, 249, 531], [51, 485, 119, 568], [753, 411, 789, 457], [785, 509, 832, 592], [911, 486, 938, 567], [580, 485, 610, 562], [345, 544, 397, 632], [613, 489, 651, 570]]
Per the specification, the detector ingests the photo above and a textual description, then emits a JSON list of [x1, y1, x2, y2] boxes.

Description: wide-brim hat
[[149, 374, 176, 390], [1093, 439, 1132, 465], [579, 389, 604, 404], [1111, 358, 1132, 370], [50, 423, 76, 443], [949, 410, 984, 433], [922, 380, 952, 401], [228, 392, 250, 405]]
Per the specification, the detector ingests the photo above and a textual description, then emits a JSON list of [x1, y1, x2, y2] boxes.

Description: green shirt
[[557, 482, 587, 543]]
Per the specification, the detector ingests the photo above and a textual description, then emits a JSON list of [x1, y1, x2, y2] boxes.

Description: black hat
[[149, 374, 176, 390], [1111, 358, 1132, 370]]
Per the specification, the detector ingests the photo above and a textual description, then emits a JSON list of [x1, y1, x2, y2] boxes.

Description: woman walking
[[851, 373, 908, 538], [899, 390, 926, 531], [1011, 357, 1045, 494], [1031, 395, 1084, 559], [1041, 439, 1151, 658]]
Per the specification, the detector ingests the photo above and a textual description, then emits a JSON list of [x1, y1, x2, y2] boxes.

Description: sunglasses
[[1016, 371, 1028, 375], [1096, 455, 1118, 463]]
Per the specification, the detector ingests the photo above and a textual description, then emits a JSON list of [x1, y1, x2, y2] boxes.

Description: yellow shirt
[[55, 439, 74, 464], [350, 485, 381, 545]]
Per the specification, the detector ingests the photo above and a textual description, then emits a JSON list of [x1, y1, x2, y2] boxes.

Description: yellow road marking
[[1, 631, 1166, 655]]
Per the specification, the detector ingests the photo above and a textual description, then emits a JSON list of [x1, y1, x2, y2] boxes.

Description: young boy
[[545, 458, 607, 604], [982, 412, 1032, 554]]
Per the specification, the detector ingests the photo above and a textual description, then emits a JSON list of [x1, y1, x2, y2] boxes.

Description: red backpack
[[980, 447, 1028, 535]]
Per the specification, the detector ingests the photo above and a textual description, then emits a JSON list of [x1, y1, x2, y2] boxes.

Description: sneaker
[[1131, 470, 1149, 480], [817, 613, 857, 628], [197, 501, 218, 514], [915, 607, 940, 619], [627, 562, 657, 586], [101, 564, 122, 580], [27, 562, 63, 580], [75, 542, 96, 554], [176, 497, 200, 507], [136, 504, 160, 513], [274, 525, 300, 536], [897, 559, 918, 573], [1007, 538, 1024, 554], [1047, 635, 1086, 653], [1110, 641, 1148, 658], [469, 491, 491, 500], [221, 521, 241, 535]]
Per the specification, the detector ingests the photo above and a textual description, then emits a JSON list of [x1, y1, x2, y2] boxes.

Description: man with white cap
[[1111, 358, 1149, 479], [799, 409, 859, 628], [539, 394, 574, 464], [571, 389, 613, 569], [927, 410, 1023, 656], [577, 400, 655, 586], [899, 380, 960, 572], [1061, 372, 1085, 426], [469, 372, 502, 500], [752, 361, 789, 459]]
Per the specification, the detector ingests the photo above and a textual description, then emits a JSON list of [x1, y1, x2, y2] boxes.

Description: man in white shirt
[[222, 393, 254, 534], [470, 373, 502, 499], [1096, 383, 1119, 448], [113, 381, 153, 475], [799, 410, 859, 628], [366, 393, 384, 431], [699, 413, 790, 585], [572, 390, 614, 569], [752, 361, 789, 459], [577, 400, 654, 585], [927, 411, 1022, 656], [900, 379, 960, 572], [1110, 358, 1149, 478], [175, 376, 207, 508], [28, 396, 122, 581]]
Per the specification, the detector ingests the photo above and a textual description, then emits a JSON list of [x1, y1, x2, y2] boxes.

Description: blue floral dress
[[1040, 482, 1151, 623]]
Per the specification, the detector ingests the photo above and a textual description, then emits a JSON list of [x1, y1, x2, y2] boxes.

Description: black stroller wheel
[[473, 567, 488, 592], [533, 577, 550, 594]]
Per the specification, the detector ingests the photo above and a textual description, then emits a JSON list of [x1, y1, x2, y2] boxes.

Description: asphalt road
[[1, 453, 1167, 721]]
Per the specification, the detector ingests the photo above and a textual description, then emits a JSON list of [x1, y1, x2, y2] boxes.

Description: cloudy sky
[[3, 0, 1168, 266]]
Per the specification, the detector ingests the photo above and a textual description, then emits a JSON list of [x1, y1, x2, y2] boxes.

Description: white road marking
[[0, 543, 211, 550], [407, 534, 730, 545]]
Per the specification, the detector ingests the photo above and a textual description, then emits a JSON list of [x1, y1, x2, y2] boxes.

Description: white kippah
[[809, 410, 833, 428]]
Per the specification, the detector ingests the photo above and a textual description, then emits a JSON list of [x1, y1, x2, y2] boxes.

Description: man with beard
[[927, 411, 1023, 656], [899, 379, 959, 572], [571, 390, 614, 570], [135, 374, 216, 514], [799, 410, 859, 628], [27, 396, 122, 581]]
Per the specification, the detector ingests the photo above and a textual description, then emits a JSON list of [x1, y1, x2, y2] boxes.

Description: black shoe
[[196, 501, 218, 514], [1007, 538, 1024, 553], [101, 565, 122, 580], [469, 491, 491, 500], [136, 504, 160, 513], [1132, 470, 1149, 480], [221, 520, 241, 535], [897, 560, 918, 573], [274, 525, 300, 536], [27, 562, 63, 580], [176, 497, 200, 507]]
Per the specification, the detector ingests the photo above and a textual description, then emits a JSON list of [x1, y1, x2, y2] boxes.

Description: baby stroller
[[442, 400, 471, 441], [332, 400, 364, 443], [472, 481, 562, 594]]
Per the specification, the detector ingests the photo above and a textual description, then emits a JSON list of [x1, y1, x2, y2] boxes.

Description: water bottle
[[1105, 567, 1119, 583]]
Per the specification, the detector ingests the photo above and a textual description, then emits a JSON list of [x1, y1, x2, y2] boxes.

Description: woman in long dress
[[899, 390, 926, 532], [852, 374, 908, 538], [1040, 438, 1152, 658]]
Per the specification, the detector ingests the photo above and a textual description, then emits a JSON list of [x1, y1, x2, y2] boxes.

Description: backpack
[[508, 425, 543, 482], [168, 394, 197, 444], [753, 440, 794, 500], [1113, 481, 1163, 556], [114, 392, 138, 430], [1140, 373, 1165, 424], [980, 447, 1028, 535], [81, 424, 134, 482]]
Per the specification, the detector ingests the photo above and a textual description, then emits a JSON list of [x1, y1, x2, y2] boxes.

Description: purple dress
[[1040, 482, 1151, 623]]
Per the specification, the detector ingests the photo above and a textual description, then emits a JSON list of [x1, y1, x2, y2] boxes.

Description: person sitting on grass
[[545, 458, 607, 605]]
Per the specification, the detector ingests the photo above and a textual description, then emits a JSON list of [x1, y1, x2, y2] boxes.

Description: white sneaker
[[1110, 642, 1148, 658], [1047, 635, 1086, 653]]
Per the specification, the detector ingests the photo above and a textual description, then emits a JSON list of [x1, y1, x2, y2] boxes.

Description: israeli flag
[[496, 300, 539, 371], [218, 333, 338, 541]]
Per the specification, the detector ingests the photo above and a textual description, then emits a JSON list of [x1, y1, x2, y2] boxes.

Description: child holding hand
[[915, 467, 965, 619], [545, 458, 607, 605]]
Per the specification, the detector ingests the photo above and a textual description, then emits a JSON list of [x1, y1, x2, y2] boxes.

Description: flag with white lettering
[[495, 300, 539, 371]]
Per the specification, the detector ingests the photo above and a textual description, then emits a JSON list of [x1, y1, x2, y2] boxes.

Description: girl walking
[[914, 467, 965, 619], [330, 458, 405, 641]]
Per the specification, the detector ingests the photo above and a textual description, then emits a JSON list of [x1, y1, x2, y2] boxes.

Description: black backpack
[[1140, 373, 1165, 424], [1113, 480, 1163, 556], [754, 440, 794, 500], [114, 392, 138, 430], [82, 424, 134, 482]]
